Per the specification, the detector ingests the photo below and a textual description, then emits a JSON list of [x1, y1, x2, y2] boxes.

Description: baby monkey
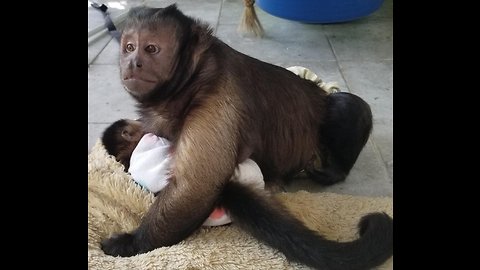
[[101, 119, 264, 226], [102, 119, 145, 172]]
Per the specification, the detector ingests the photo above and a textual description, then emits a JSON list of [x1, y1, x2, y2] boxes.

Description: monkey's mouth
[[122, 77, 157, 95], [123, 77, 157, 83]]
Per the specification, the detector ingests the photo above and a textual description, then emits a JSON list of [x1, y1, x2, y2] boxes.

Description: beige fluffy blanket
[[88, 140, 393, 269]]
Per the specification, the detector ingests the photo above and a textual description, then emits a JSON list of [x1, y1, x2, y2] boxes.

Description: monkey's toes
[[101, 233, 138, 257]]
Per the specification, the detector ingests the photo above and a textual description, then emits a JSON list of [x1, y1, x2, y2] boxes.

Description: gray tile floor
[[88, 0, 393, 197]]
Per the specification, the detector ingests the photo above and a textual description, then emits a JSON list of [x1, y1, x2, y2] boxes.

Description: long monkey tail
[[221, 181, 393, 270]]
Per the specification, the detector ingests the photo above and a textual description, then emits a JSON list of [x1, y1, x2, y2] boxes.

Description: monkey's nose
[[136, 62, 142, 68]]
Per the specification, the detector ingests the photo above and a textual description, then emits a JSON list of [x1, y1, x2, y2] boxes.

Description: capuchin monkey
[[100, 5, 393, 270], [101, 119, 145, 171]]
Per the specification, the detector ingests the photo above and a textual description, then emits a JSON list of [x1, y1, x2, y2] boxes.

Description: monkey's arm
[[101, 99, 240, 256]]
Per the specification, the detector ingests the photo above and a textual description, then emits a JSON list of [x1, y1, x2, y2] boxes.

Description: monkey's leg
[[264, 179, 286, 193], [307, 92, 373, 185]]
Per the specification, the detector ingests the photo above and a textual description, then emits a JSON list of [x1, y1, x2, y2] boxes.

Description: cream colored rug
[[88, 140, 393, 269]]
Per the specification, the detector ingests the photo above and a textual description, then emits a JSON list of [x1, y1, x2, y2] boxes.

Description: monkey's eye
[[145, 45, 159, 54], [125, 43, 135, 52]]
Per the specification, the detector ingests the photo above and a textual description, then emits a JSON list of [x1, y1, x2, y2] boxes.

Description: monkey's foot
[[101, 233, 140, 257], [264, 181, 285, 194]]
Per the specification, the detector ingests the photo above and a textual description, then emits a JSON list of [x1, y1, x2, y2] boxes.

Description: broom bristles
[[238, 0, 264, 38]]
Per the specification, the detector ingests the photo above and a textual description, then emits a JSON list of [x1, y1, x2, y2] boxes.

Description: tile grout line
[[324, 32, 352, 93], [214, 0, 224, 35], [88, 36, 113, 67], [368, 136, 392, 183]]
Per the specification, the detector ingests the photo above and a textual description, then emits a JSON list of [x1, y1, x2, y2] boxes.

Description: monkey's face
[[120, 26, 178, 98]]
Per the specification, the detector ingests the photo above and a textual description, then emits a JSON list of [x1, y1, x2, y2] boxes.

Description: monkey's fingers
[[101, 232, 139, 257]]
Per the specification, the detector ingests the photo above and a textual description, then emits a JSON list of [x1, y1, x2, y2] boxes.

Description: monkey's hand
[[100, 232, 143, 257]]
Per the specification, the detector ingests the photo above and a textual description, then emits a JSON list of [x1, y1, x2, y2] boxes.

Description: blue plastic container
[[256, 0, 384, 24]]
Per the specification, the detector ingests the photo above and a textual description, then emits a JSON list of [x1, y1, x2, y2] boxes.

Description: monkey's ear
[[162, 4, 179, 14], [121, 129, 133, 141], [190, 23, 213, 56], [183, 24, 213, 81]]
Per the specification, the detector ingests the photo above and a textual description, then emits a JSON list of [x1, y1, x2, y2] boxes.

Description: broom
[[237, 0, 264, 38]]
